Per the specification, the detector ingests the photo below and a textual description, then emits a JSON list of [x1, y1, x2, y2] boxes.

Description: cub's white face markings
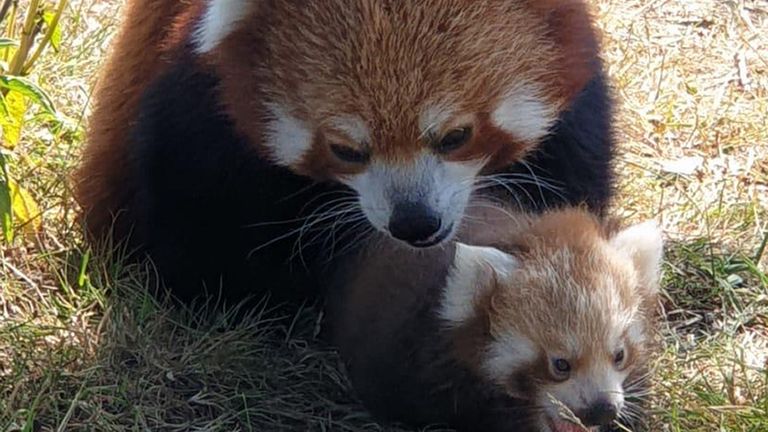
[[541, 361, 628, 425], [441, 244, 518, 325], [492, 83, 558, 143], [342, 155, 486, 245], [329, 116, 372, 145], [482, 333, 538, 388], [194, 0, 254, 54], [263, 103, 313, 166], [440, 244, 539, 393]]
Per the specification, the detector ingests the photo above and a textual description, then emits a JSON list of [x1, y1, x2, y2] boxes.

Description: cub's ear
[[439, 243, 517, 325], [610, 221, 664, 294]]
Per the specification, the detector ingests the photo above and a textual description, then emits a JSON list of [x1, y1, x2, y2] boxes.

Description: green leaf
[[0, 75, 56, 115], [0, 90, 28, 148], [41, 10, 61, 52], [0, 38, 20, 49], [0, 152, 12, 243]]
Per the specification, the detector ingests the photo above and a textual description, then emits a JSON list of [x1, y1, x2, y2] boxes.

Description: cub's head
[[195, 0, 600, 248], [441, 210, 663, 431]]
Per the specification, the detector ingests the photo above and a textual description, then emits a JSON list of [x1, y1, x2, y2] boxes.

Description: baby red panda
[[325, 207, 662, 431], [76, 0, 615, 301]]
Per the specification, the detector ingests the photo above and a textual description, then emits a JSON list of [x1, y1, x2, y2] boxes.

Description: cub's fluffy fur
[[325, 207, 662, 431], [77, 1, 614, 300]]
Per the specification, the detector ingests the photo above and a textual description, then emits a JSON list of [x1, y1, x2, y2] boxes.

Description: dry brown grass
[[1, 1, 767, 431], [595, 1, 768, 430]]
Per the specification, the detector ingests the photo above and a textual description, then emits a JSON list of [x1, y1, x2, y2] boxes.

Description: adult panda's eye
[[435, 127, 472, 154], [330, 144, 370, 164], [614, 348, 626, 368]]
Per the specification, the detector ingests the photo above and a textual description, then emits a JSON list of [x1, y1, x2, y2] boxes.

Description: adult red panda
[[76, 0, 614, 301], [325, 206, 662, 432]]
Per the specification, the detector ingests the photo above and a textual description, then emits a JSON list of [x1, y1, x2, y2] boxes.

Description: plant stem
[[3, 1, 17, 63], [0, 0, 13, 26], [24, 0, 68, 73], [8, 0, 41, 76]]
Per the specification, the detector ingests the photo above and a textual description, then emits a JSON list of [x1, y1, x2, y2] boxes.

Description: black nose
[[579, 400, 619, 427], [388, 201, 442, 246]]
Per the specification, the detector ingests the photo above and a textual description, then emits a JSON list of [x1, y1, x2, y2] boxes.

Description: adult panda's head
[[194, 0, 600, 248]]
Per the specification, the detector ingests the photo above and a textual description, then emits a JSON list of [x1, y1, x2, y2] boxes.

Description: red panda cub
[[325, 207, 663, 431]]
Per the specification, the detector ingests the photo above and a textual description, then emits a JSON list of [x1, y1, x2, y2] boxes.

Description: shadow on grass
[[1, 242, 446, 432]]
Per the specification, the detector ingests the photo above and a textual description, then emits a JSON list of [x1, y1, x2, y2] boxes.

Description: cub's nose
[[579, 399, 619, 427], [388, 201, 442, 246]]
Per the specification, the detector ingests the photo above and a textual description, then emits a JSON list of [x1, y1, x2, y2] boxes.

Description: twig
[[1, 258, 38, 289], [735, 51, 751, 90]]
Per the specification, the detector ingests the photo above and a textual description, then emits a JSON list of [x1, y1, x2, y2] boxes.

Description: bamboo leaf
[[0, 90, 28, 149], [0, 75, 56, 114]]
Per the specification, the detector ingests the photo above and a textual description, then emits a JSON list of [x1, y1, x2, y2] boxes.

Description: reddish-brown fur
[[452, 207, 654, 369], [214, 1, 599, 176], [77, 0, 601, 238], [75, 0, 199, 235]]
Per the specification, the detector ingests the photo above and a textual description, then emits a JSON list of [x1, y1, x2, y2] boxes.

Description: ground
[[1, 0, 767, 431]]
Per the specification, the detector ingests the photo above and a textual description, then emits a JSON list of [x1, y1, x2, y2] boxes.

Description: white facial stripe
[[263, 103, 313, 166], [330, 116, 371, 144], [482, 333, 537, 384], [343, 155, 485, 242], [419, 103, 456, 138], [492, 83, 558, 143], [440, 244, 517, 325], [194, 0, 254, 54]]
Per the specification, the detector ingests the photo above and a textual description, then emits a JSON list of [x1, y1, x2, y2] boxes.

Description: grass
[[1, 0, 767, 431]]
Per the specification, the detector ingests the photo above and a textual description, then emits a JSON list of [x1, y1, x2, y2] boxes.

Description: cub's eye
[[330, 144, 370, 164], [614, 348, 626, 367], [435, 127, 472, 154], [550, 358, 572, 381]]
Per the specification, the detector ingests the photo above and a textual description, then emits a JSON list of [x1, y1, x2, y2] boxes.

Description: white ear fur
[[439, 243, 517, 325], [193, 0, 255, 54], [610, 221, 664, 294]]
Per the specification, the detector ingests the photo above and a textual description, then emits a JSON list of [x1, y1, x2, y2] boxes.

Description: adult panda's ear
[[193, 0, 259, 54], [526, 0, 601, 102], [610, 221, 665, 296], [439, 243, 518, 325]]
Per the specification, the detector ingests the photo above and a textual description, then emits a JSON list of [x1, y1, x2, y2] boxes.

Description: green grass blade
[[0, 150, 12, 242], [0, 37, 19, 48]]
